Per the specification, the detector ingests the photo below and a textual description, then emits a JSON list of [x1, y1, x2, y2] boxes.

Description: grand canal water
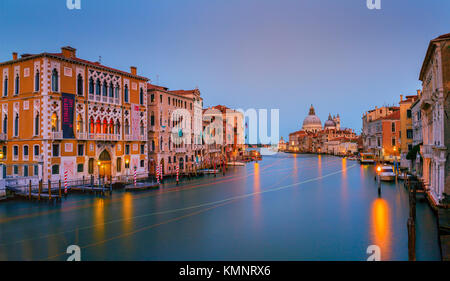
[[0, 153, 441, 261]]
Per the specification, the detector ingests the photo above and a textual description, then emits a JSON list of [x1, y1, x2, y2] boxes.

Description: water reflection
[[370, 198, 391, 260], [123, 193, 133, 233], [94, 198, 105, 240], [253, 163, 261, 224], [317, 154, 322, 176]]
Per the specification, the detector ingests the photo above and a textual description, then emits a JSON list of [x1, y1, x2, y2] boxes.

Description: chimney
[[400, 94, 403, 102], [12, 52, 18, 60], [130, 66, 137, 75], [61, 46, 76, 58]]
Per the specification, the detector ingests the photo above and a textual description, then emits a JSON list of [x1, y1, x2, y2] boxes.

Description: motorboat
[[378, 165, 396, 181]]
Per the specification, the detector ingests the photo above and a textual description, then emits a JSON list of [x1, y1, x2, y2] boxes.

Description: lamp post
[[376, 165, 381, 196], [0, 149, 4, 179], [125, 159, 129, 183]]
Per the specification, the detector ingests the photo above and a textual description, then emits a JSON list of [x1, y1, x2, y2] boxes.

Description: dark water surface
[[0, 153, 441, 260]]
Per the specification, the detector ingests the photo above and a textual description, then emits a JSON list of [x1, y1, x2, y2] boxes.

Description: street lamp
[[125, 159, 129, 182], [97, 161, 101, 185], [393, 146, 398, 175], [0, 149, 3, 179], [376, 165, 382, 195]]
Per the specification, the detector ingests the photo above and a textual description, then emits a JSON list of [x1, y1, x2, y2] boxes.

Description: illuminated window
[[76, 114, 83, 133], [51, 113, 58, 131]]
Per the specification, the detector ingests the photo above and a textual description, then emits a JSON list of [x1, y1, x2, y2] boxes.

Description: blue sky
[[0, 0, 449, 139]]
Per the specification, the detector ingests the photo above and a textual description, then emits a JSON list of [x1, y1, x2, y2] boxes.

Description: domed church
[[302, 105, 322, 132]]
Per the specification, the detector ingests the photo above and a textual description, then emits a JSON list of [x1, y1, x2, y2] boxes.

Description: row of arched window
[[2, 68, 144, 105]]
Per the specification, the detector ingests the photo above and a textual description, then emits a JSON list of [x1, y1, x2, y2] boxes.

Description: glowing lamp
[[0, 150, 3, 160], [97, 161, 101, 166], [376, 166, 381, 173]]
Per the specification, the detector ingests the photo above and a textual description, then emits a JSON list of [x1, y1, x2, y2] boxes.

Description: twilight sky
[[0, 0, 449, 140]]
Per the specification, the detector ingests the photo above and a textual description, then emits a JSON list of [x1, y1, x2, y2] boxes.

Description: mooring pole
[[59, 180, 62, 199], [407, 217, 416, 261], [38, 179, 42, 201], [28, 180, 32, 200], [48, 180, 51, 201]]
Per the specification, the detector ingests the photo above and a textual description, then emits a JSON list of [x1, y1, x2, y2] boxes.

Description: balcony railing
[[77, 132, 88, 140], [0, 133, 6, 141], [50, 131, 63, 140], [33, 155, 44, 162], [175, 147, 187, 153]]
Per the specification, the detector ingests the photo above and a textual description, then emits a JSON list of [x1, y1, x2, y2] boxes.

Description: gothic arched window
[[51, 69, 59, 92], [89, 78, 94, 94], [77, 74, 83, 96], [35, 71, 40, 92]]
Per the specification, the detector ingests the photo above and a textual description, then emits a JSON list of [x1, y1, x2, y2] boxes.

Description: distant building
[[302, 105, 322, 133], [362, 105, 398, 157], [278, 137, 287, 151], [288, 105, 357, 155], [380, 110, 401, 162]]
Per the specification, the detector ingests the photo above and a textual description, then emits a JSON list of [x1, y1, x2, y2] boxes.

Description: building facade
[[147, 84, 200, 176], [399, 94, 418, 167], [419, 33, 449, 205], [362, 105, 398, 158], [0, 47, 148, 184]]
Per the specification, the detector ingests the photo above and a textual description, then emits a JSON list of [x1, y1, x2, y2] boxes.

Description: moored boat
[[378, 165, 396, 181]]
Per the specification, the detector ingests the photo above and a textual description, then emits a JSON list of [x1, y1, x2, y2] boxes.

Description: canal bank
[[0, 153, 441, 261]]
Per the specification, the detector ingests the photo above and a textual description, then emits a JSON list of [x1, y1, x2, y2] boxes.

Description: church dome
[[324, 113, 336, 129], [302, 105, 322, 132]]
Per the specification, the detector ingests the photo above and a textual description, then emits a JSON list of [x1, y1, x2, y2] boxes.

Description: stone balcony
[[420, 144, 433, 159], [87, 133, 121, 141], [50, 131, 63, 140], [77, 132, 88, 140], [175, 147, 187, 153]]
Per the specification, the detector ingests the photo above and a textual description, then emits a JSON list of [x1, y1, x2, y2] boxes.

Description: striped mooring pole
[[64, 170, 68, 195], [160, 164, 163, 183], [134, 167, 137, 187], [176, 165, 179, 185], [156, 165, 160, 184]]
